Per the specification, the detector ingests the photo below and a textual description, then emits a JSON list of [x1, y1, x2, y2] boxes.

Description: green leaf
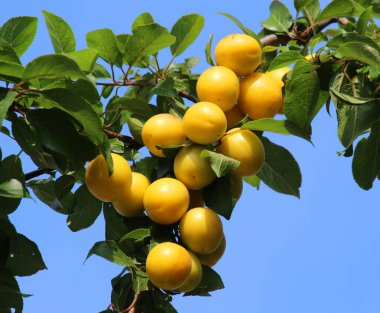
[[132, 269, 150, 293], [54, 175, 75, 199], [261, 1, 293, 33], [0, 16, 38, 57], [86, 28, 122, 67], [217, 12, 259, 41], [331, 74, 380, 147], [0, 91, 17, 127], [330, 87, 376, 105], [0, 268, 23, 312], [0, 179, 23, 198], [135, 157, 157, 181], [119, 228, 151, 244], [357, 6, 372, 34], [294, 0, 315, 12], [170, 14, 204, 57], [86, 240, 135, 266], [42, 10, 75, 53], [243, 175, 261, 190], [28, 178, 74, 215], [0, 46, 21, 64], [242, 118, 312, 142], [328, 32, 380, 68], [132, 12, 154, 30], [64, 49, 99, 72], [200, 150, 240, 178], [23, 54, 87, 82], [6, 233, 47, 276], [38, 88, 104, 145], [283, 68, 320, 131], [258, 137, 302, 197], [352, 122, 380, 190], [125, 23, 176, 66], [203, 176, 236, 220], [150, 77, 177, 97], [66, 184, 102, 232], [0, 60, 23, 81], [184, 266, 224, 296], [27, 109, 97, 171], [302, 0, 321, 24], [92, 63, 111, 78], [318, 0, 355, 21], [268, 51, 304, 71], [205, 33, 215, 66]]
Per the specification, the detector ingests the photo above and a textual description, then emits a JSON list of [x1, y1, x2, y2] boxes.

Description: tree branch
[[24, 168, 55, 181], [103, 128, 143, 150], [260, 17, 349, 46]]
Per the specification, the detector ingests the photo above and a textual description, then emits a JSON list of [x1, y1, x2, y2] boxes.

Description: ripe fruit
[[174, 145, 216, 190], [177, 251, 203, 293], [85, 153, 132, 202], [196, 66, 240, 112], [182, 102, 227, 145], [188, 189, 204, 209], [238, 72, 283, 120], [143, 177, 189, 225], [179, 207, 223, 254], [267, 67, 291, 114], [142, 113, 186, 157], [112, 172, 150, 217], [230, 174, 243, 200], [146, 242, 192, 290], [197, 234, 226, 267], [215, 33, 262, 77], [225, 105, 245, 129], [217, 128, 265, 176]]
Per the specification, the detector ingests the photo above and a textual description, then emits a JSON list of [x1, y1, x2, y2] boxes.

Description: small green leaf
[[184, 266, 224, 296], [0, 91, 17, 127], [67, 185, 102, 232], [0, 16, 38, 57], [170, 14, 204, 57], [119, 228, 151, 244], [64, 49, 99, 72], [261, 1, 293, 33], [302, 0, 321, 24], [86, 240, 135, 266], [330, 87, 376, 105], [6, 233, 47, 276], [203, 176, 236, 220], [258, 137, 302, 197], [86, 28, 123, 67], [242, 119, 312, 142], [205, 33, 215, 66], [268, 51, 304, 71], [200, 150, 240, 178], [42, 10, 75, 53], [0, 179, 23, 198], [352, 121, 380, 190], [135, 157, 157, 181], [132, 12, 154, 30], [150, 77, 177, 97], [132, 269, 150, 293], [217, 12, 259, 41], [243, 175, 260, 190], [125, 23, 176, 66], [23, 54, 87, 82], [318, 0, 355, 21]]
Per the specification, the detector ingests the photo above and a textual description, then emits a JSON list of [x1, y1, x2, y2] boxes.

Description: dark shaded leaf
[[258, 137, 301, 197], [0, 267, 23, 312], [352, 121, 380, 190], [184, 266, 224, 296], [67, 184, 102, 232]]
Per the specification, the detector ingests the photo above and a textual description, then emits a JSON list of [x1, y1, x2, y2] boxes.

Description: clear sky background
[[1, 1, 380, 312]]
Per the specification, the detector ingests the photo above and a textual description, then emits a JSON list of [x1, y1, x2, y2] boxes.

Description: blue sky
[[1, 0, 380, 312]]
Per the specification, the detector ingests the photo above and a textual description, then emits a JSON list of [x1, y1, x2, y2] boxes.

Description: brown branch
[[177, 90, 198, 103], [25, 168, 55, 181], [260, 17, 349, 47], [103, 128, 143, 150]]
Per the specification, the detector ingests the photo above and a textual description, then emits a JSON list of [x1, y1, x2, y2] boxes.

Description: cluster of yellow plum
[[85, 33, 289, 293]]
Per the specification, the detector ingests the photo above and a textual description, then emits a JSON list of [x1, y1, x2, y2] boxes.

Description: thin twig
[[103, 128, 143, 150], [119, 292, 141, 313], [24, 168, 55, 181]]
